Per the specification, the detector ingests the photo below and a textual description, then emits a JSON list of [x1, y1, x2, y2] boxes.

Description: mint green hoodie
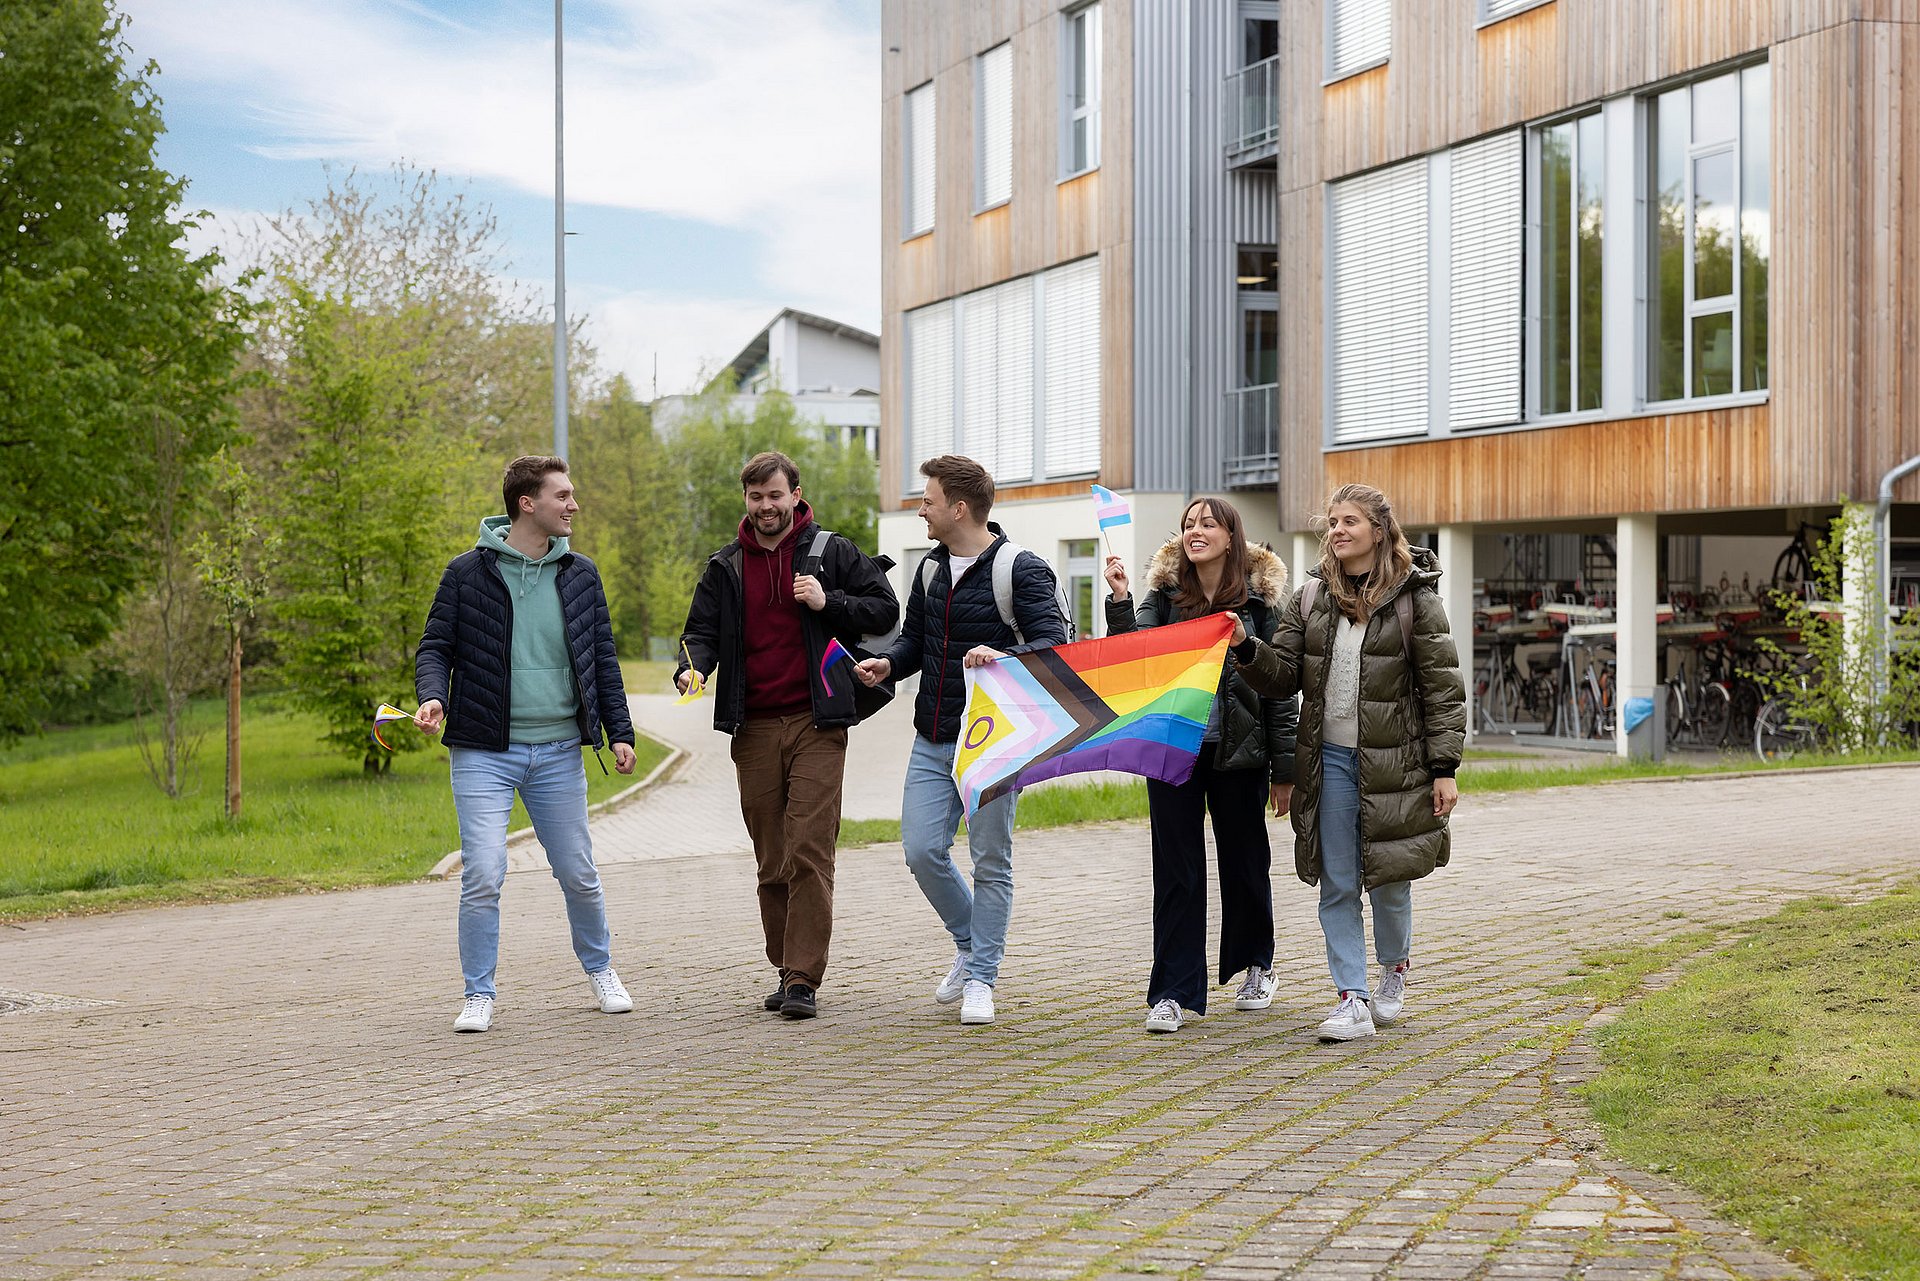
[[477, 514, 580, 745]]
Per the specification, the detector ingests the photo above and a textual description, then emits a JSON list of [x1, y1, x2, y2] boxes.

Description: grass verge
[[1578, 883, 1920, 1280], [0, 697, 670, 921]]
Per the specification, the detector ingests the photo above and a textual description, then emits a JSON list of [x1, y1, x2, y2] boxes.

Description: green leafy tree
[[566, 376, 661, 645], [0, 0, 248, 736], [194, 449, 279, 818], [250, 167, 556, 771]]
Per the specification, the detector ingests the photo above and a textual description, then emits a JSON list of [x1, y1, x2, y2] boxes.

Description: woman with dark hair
[[1103, 496, 1297, 1034], [1229, 484, 1466, 1043]]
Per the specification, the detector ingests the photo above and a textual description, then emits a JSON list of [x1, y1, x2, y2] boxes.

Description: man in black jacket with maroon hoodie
[[675, 451, 898, 1019]]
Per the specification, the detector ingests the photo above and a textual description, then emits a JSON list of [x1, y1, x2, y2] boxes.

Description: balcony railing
[[1225, 55, 1280, 163], [1225, 384, 1278, 487]]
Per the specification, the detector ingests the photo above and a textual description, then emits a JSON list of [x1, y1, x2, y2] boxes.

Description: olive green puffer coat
[[1236, 547, 1466, 890], [1104, 539, 1298, 784]]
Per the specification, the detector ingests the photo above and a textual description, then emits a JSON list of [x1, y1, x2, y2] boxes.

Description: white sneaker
[[934, 951, 972, 1005], [1233, 965, 1278, 1010], [1373, 963, 1408, 1026], [1316, 991, 1375, 1043], [1145, 999, 1183, 1033], [959, 978, 995, 1025], [588, 968, 633, 1014], [453, 995, 495, 1033]]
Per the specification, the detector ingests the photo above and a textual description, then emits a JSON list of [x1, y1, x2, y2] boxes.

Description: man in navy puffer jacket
[[855, 455, 1067, 1027], [414, 456, 637, 1034]]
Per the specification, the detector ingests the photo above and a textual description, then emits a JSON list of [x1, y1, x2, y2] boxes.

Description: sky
[[121, 0, 882, 398]]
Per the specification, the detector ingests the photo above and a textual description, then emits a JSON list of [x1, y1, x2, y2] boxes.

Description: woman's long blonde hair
[[1313, 483, 1413, 622]]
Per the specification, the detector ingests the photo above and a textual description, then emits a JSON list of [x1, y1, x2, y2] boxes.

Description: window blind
[[976, 44, 1012, 209], [1448, 130, 1523, 429], [1043, 256, 1102, 477], [1329, 0, 1390, 78], [1330, 159, 1428, 443], [906, 302, 953, 483], [1483, 0, 1544, 20], [905, 82, 936, 236], [961, 278, 1035, 481]]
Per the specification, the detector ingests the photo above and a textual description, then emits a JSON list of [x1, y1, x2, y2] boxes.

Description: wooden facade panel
[[1278, 185, 1325, 531], [1321, 407, 1773, 527], [1854, 18, 1920, 501]]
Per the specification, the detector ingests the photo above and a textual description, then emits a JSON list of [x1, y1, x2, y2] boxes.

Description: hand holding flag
[[372, 703, 415, 751], [1090, 483, 1131, 558], [675, 640, 708, 704]]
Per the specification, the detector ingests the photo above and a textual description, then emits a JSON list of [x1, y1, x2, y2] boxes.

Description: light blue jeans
[[901, 733, 1019, 986], [450, 741, 612, 999], [1317, 742, 1412, 998]]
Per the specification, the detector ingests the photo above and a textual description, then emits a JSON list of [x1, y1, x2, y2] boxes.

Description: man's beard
[[757, 509, 792, 536]]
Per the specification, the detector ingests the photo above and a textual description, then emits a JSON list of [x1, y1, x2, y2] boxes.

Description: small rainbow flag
[[1090, 483, 1132, 531], [819, 637, 857, 696], [371, 703, 413, 751], [952, 613, 1234, 815]]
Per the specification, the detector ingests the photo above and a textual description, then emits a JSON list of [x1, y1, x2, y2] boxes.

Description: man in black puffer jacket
[[414, 456, 637, 1035], [854, 455, 1067, 1028]]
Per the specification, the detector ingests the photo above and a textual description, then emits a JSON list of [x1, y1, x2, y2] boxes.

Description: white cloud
[[125, 0, 880, 390]]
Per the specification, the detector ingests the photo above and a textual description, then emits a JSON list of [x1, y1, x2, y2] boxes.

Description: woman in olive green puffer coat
[[1231, 484, 1466, 1045], [1103, 496, 1299, 1035]]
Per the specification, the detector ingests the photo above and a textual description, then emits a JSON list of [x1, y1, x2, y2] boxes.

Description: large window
[[975, 44, 1012, 211], [1648, 62, 1769, 401], [904, 81, 936, 238], [1537, 111, 1604, 416], [1061, 4, 1101, 178], [1327, 0, 1390, 81], [1330, 158, 1428, 443], [902, 258, 1102, 491]]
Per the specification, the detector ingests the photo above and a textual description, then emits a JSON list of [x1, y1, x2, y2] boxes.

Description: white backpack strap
[[992, 540, 1024, 644], [802, 527, 832, 579], [1299, 577, 1320, 622], [920, 554, 939, 598]]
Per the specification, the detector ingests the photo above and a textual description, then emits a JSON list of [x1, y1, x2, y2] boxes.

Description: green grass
[[1458, 746, 1920, 795], [0, 696, 669, 920], [1580, 884, 1920, 1281]]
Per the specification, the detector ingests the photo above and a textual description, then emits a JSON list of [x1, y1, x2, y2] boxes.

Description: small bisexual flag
[[1090, 483, 1132, 531], [819, 637, 857, 696], [371, 703, 413, 751]]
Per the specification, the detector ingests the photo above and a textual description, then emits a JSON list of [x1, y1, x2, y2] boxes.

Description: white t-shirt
[[946, 552, 979, 583]]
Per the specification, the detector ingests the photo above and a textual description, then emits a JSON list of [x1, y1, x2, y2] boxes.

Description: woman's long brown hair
[[1313, 483, 1413, 622], [1171, 497, 1251, 617]]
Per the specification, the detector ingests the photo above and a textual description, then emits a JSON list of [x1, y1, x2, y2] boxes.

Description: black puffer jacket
[[415, 547, 634, 752], [883, 524, 1068, 742], [1105, 538, 1298, 783]]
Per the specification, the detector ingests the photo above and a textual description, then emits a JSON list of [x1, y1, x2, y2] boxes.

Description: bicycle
[[1771, 521, 1827, 598], [1754, 696, 1822, 760]]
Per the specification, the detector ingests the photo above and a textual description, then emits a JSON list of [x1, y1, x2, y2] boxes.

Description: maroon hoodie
[[737, 501, 814, 716]]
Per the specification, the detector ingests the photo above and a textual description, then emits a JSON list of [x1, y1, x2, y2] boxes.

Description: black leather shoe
[[779, 984, 817, 1019], [763, 986, 786, 1012]]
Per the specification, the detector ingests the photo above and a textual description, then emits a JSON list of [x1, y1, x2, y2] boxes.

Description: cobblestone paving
[[3, 768, 1912, 1280]]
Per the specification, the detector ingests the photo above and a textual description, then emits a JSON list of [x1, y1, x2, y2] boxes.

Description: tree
[[247, 167, 560, 770], [566, 376, 662, 646], [0, 0, 248, 736], [194, 450, 278, 818]]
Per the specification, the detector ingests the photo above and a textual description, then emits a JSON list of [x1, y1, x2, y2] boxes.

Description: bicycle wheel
[[1664, 680, 1686, 746], [1577, 687, 1603, 740], [1753, 698, 1819, 761], [1772, 543, 1813, 596], [1695, 681, 1732, 749]]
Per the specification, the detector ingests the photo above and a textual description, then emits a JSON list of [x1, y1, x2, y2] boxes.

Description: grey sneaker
[[1316, 991, 1375, 1043], [1373, 963, 1408, 1026], [1233, 965, 1278, 1010], [959, 979, 995, 1025], [588, 968, 633, 1014], [1145, 999, 1183, 1033], [935, 951, 972, 1005], [453, 995, 495, 1033]]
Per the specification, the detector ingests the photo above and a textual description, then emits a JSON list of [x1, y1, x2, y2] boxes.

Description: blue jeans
[[1317, 742, 1412, 998], [900, 733, 1018, 986], [450, 741, 612, 999]]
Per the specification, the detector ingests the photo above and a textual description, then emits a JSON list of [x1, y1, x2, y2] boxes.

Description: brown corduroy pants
[[729, 712, 847, 991]]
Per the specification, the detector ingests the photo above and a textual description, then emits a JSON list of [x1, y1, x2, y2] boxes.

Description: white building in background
[[652, 308, 881, 454]]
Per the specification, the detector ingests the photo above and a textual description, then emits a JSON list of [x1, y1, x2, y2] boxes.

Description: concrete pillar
[[1615, 513, 1660, 758], [1839, 501, 1877, 744], [1289, 532, 1319, 598], [1436, 525, 1476, 744]]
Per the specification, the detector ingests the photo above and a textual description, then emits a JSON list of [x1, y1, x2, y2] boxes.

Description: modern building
[[654, 308, 880, 454], [880, 0, 1919, 751], [878, 0, 1285, 639]]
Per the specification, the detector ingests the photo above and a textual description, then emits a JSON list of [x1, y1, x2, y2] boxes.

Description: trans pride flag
[[952, 613, 1235, 815]]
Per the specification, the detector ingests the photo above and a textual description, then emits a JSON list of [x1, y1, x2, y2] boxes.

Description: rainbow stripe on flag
[[952, 613, 1235, 815], [1090, 483, 1131, 530]]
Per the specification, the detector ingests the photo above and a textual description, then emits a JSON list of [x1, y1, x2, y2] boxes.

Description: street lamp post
[[553, 0, 569, 461]]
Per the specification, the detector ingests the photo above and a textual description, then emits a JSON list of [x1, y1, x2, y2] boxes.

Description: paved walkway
[[4, 768, 1914, 1280]]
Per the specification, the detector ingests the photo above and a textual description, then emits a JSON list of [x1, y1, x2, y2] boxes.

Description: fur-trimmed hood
[[1143, 536, 1290, 605]]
